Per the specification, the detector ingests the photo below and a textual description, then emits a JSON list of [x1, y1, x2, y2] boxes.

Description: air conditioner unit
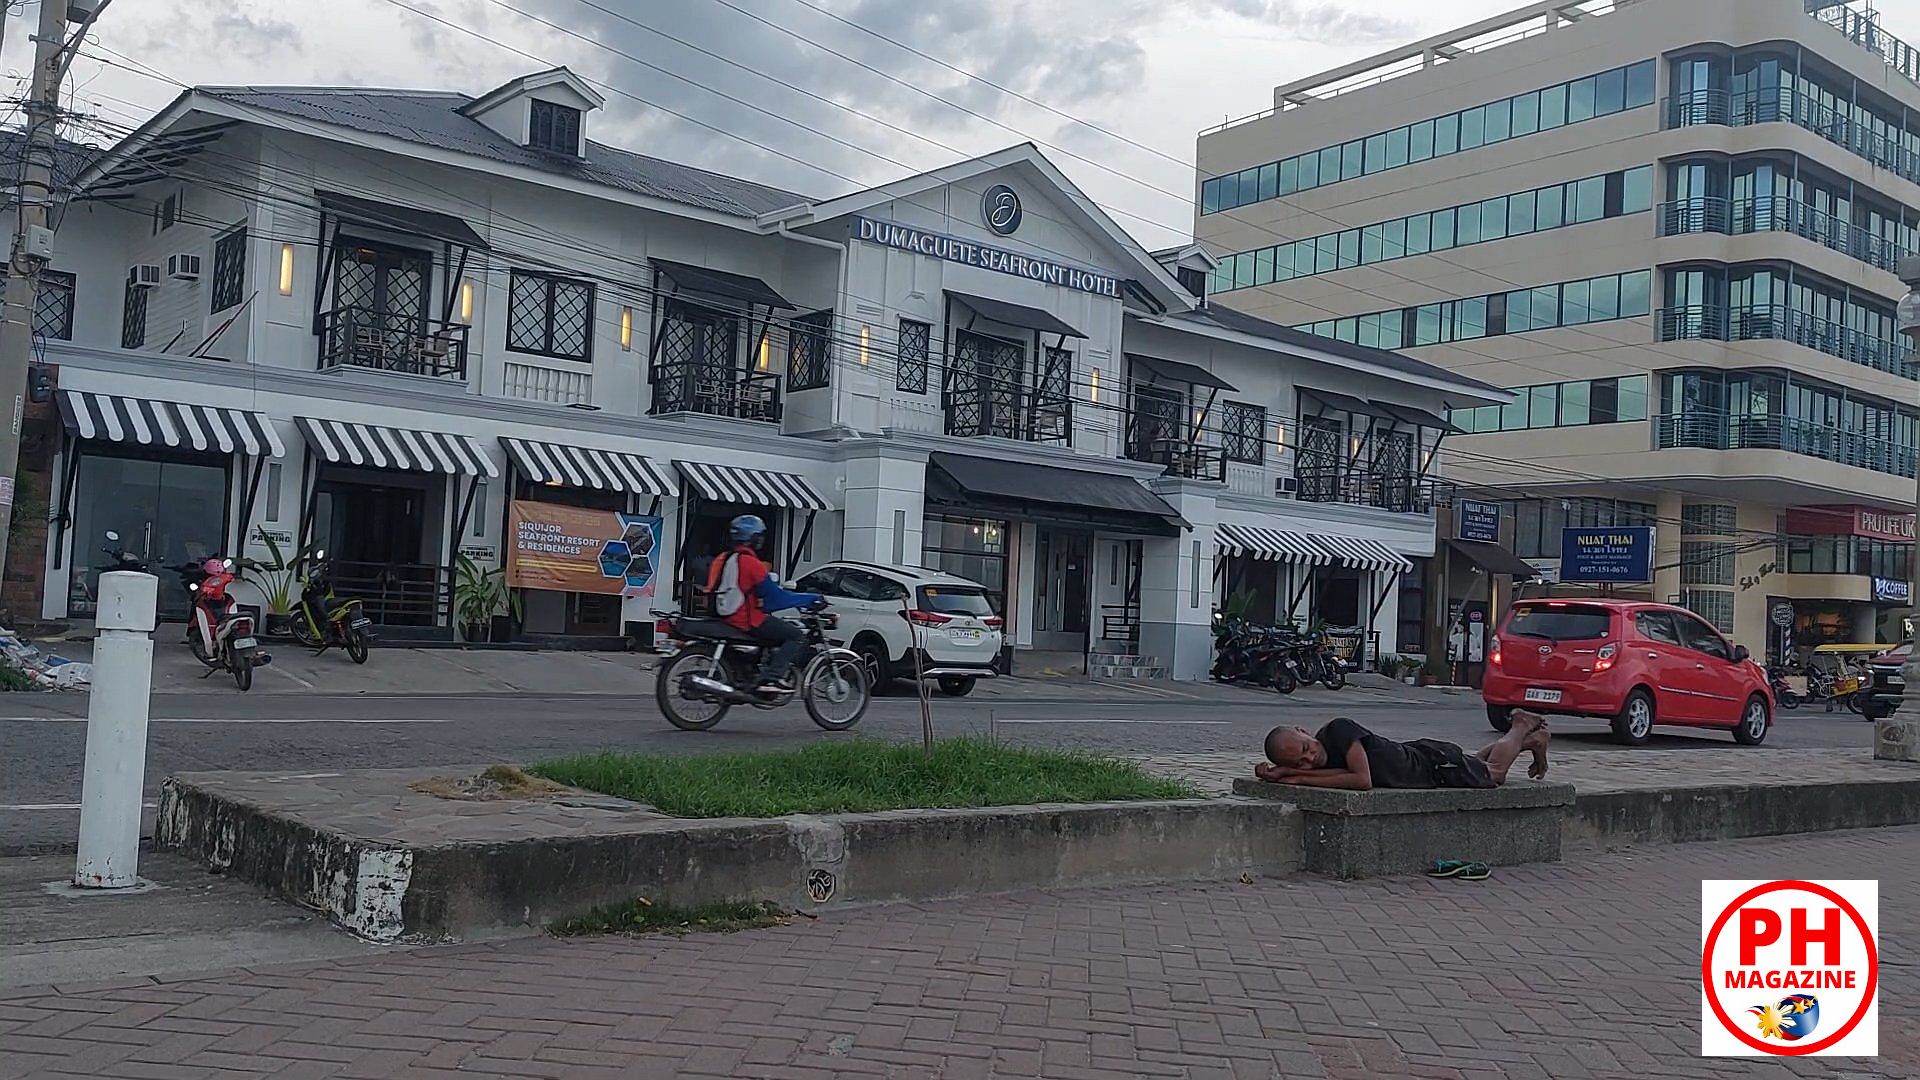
[[1275, 476, 1299, 496], [166, 253, 201, 281], [126, 264, 161, 289]]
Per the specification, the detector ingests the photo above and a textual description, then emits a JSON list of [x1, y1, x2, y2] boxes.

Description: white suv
[[793, 562, 1003, 696]]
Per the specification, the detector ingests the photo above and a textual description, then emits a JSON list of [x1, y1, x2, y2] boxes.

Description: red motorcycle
[[179, 556, 269, 691]]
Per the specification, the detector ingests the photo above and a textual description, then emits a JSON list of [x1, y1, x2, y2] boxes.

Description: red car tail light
[[904, 609, 953, 626], [1594, 643, 1617, 673], [1489, 635, 1502, 667], [981, 615, 1004, 629]]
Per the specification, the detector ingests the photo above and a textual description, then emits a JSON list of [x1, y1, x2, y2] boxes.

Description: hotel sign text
[[853, 216, 1122, 299]]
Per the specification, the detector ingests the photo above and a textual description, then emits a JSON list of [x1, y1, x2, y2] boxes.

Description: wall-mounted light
[[277, 243, 295, 296], [459, 279, 475, 323], [859, 323, 870, 366], [619, 306, 633, 351], [1089, 368, 1100, 403], [758, 337, 770, 370]]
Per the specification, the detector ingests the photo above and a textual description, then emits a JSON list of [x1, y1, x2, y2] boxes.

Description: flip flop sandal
[[1427, 859, 1476, 878]]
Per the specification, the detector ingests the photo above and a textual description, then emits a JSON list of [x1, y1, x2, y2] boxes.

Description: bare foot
[[1523, 725, 1550, 780], [1508, 709, 1545, 738]]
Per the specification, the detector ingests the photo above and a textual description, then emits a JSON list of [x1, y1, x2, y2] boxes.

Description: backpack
[[712, 551, 746, 617]]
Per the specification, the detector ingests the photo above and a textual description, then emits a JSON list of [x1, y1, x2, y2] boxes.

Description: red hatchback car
[[1482, 599, 1773, 746]]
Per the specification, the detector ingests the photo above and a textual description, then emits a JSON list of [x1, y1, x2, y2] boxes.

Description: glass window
[[1540, 83, 1568, 129], [1590, 378, 1620, 423], [1505, 290, 1531, 333], [1530, 384, 1559, 428], [1278, 157, 1298, 195], [1364, 133, 1388, 174], [1415, 304, 1442, 345], [1407, 213, 1432, 254], [1459, 296, 1487, 338], [1297, 151, 1320, 190], [1459, 105, 1485, 149], [1410, 119, 1435, 162], [1512, 91, 1540, 136], [1431, 208, 1456, 251], [1536, 184, 1565, 230], [1561, 380, 1591, 425], [1360, 225, 1383, 265], [1621, 270, 1651, 315], [1637, 610, 1682, 645], [1271, 243, 1294, 283], [1594, 67, 1626, 116], [1568, 76, 1597, 122], [1455, 201, 1482, 245], [1622, 165, 1653, 213], [1479, 196, 1508, 241], [1253, 248, 1275, 286], [1385, 126, 1410, 169], [1473, 404, 1501, 432], [1382, 218, 1407, 260], [1200, 178, 1221, 215], [1319, 145, 1342, 185], [1435, 113, 1459, 155], [1617, 375, 1649, 420], [1625, 60, 1657, 108], [1589, 275, 1620, 321], [1341, 140, 1364, 180], [1572, 175, 1606, 222], [1293, 240, 1317, 278], [1233, 252, 1253, 288], [1315, 234, 1339, 273], [1338, 230, 1360, 268], [1501, 395, 1528, 431], [1257, 162, 1278, 201], [1508, 189, 1536, 235], [1530, 285, 1560, 327], [1483, 98, 1511, 143]]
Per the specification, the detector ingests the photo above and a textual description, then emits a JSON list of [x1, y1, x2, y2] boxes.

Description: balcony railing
[[1655, 410, 1918, 479], [318, 306, 470, 379], [501, 360, 592, 405], [1128, 438, 1227, 482], [942, 385, 1072, 444], [1292, 467, 1452, 514], [1657, 197, 1917, 276], [649, 363, 783, 423], [1809, 1, 1920, 91], [1665, 88, 1920, 187], [1656, 303, 1918, 379]]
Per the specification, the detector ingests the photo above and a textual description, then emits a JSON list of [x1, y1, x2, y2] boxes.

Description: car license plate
[[950, 628, 982, 644], [1524, 688, 1562, 704], [233, 637, 258, 650]]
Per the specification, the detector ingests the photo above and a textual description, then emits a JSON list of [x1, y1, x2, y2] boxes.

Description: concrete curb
[[1566, 778, 1920, 851]]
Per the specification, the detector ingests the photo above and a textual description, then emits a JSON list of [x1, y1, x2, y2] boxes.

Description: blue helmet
[[729, 514, 768, 544]]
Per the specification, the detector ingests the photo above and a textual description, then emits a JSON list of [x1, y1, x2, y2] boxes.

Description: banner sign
[[1874, 577, 1911, 604], [1784, 506, 1917, 542], [506, 501, 662, 598], [1560, 526, 1656, 584], [1456, 499, 1501, 544], [853, 216, 1122, 298]]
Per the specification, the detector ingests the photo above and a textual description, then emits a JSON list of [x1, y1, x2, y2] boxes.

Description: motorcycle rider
[[707, 515, 823, 693]]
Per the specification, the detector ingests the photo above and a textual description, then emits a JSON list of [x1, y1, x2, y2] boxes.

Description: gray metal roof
[[0, 129, 103, 194], [198, 87, 815, 219], [1164, 304, 1505, 398]]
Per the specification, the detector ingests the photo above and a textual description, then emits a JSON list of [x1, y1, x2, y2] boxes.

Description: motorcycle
[[283, 550, 372, 663], [177, 554, 269, 691], [652, 605, 870, 732], [1768, 663, 1804, 710]]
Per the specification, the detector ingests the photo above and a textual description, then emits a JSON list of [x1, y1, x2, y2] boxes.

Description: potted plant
[[245, 528, 319, 639], [454, 554, 522, 643]]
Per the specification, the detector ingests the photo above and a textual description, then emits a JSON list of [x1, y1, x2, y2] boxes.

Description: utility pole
[[0, 0, 108, 595]]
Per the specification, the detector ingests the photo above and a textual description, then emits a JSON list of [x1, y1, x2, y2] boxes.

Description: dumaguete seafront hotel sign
[[852, 216, 1122, 299]]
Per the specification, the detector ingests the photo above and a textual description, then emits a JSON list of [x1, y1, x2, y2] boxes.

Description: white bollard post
[[74, 570, 158, 889]]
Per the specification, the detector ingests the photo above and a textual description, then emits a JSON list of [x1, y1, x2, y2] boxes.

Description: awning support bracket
[[234, 454, 269, 556], [786, 509, 818, 579], [52, 433, 79, 571]]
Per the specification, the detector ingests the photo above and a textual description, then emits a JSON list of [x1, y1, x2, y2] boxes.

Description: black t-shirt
[[1315, 717, 1434, 789]]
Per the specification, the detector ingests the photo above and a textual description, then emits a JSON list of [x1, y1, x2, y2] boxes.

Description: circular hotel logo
[[982, 185, 1022, 235]]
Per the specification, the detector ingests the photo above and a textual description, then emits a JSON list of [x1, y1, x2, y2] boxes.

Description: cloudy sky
[[17, 0, 1920, 248]]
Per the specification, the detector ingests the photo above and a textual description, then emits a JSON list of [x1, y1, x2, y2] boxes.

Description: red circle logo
[[1701, 880, 1877, 1056]]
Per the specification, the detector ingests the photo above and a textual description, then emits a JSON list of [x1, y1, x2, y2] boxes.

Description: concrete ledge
[[1233, 778, 1574, 879], [1567, 778, 1920, 851], [157, 772, 1304, 942]]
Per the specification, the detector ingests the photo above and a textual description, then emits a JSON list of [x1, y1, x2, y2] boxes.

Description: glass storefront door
[[70, 452, 229, 618]]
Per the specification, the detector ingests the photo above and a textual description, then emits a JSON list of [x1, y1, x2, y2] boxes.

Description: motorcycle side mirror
[[104, 530, 120, 543]]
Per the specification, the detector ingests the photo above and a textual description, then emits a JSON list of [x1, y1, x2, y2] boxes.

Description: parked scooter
[[283, 550, 372, 663], [177, 553, 269, 691]]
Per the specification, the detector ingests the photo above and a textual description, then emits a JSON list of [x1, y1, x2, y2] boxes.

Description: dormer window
[[1176, 265, 1208, 302], [529, 99, 582, 155]]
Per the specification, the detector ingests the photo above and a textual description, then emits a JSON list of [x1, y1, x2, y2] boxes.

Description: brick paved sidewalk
[[4, 828, 1916, 1079]]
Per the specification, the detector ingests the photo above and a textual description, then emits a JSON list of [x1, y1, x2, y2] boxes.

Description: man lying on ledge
[[1255, 710, 1550, 791]]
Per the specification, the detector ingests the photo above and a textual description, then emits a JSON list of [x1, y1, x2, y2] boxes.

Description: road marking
[[1, 801, 157, 811], [992, 717, 1234, 725], [0, 716, 458, 725]]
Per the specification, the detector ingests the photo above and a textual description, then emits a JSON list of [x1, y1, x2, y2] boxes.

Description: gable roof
[[1148, 303, 1508, 402], [770, 143, 1196, 314], [459, 67, 606, 116], [192, 86, 813, 219]]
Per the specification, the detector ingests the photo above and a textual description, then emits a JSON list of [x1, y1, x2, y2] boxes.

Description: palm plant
[[246, 527, 322, 624], [454, 554, 523, 642]]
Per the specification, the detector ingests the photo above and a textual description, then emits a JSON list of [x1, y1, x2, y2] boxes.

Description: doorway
[[69, 452, 229, 618], [311, 470, 438, 626], [518, 486, 627, 637], [335, 242, 430, 325], [1033, 526, 1091, 651]]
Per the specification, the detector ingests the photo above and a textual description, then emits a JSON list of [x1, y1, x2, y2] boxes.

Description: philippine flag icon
[[1749, 995, 1821, 1042]]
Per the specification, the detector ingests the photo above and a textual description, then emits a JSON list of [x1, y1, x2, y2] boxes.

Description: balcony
[[318, 307, 469, 379], [942, 384, 1071, 444], [649, 362, 783, 423], [1656, 303, 1917, 380], [1655, 411, 1917, 479], [1293, 467, 1452, 514], [1658, 197, 1916, 277], [1129, 438, 1227, 482], [1664, 88, 1920, 187]]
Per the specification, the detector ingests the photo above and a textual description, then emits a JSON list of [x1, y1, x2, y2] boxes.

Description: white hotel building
[[12, 67, 1505, 677]]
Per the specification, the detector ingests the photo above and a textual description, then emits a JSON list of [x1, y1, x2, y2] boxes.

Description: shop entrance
[[679, 501, 785, 613], [518, 486, 626, 638], [1315, 568, 1365, 628], [69, 451, 228, 619], [310, 468, 440, 627], [1033, 526, 1091, 652]]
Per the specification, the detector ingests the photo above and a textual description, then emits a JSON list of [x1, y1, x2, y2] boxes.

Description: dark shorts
[[1406, 739, 1498, 789]]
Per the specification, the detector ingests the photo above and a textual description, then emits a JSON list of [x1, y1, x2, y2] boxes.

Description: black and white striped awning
[[1316, 535, 1415, 573], [58, 389, 285, 457], [502, 438, 677, 496], [296, 417, 498, 477], [675, 460, 832, 511], [1216, 523, 1332, 566]]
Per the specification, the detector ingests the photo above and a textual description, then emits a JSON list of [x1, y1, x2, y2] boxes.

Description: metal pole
[[74, 570, 157, 889], [0, 0, 94, 589]]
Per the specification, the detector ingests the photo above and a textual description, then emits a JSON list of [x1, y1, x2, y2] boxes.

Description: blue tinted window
[[1407, 214, 1432, 254], [1385, 126, 1410, 169], [1588, 275, 1619, 321], [1484, 98, 1512, 143], [1530, 384, 1559, 428], [1572, 176, 1606, 222], [1536, 184, 1565, 229], [1278, 157, 1298, 195], [1568, 76, 1597, 122], [1361, 225, 1383, 265], [1512, 92, 1540, 136], [1622, 165, 1653, 212], [1382, 218, 1407, 260], [1410, 120, 1435, 162], [1618, 376, 1649, 421], [1365, 133, 1389, 174], [1253, 248, 1274, 286], [1340, 140, 1364, 180], [1594, 67, 1627, 116], [1435, 113, 1459, 155], [1316, 234, 1338, 273], [1319, 146, 1342, 184], [1297, 151, 1320, 189], [1201, 178, 1220, 215], [1531, 286, 1561, 327], [1562, 279, 1591, 325], [1621, 270, 1652, 315], [1431, 207, 1457, 251], [1625, 60, 1657, 108], [1272, 244, 1294, 282], [1455, 202, 1482, 245], [1540, 83, 1567, 128], [1508, 189, 1536, 235], [1233, 252, 1253, 288], [1258, 163, 1278, 201], [1337, 229, 1360, 268], [1459, 106, 1485, 149]]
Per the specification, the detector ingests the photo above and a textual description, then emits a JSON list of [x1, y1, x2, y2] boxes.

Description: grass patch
[[549, 898, 789, 938], [529, 737, 1202, 818]]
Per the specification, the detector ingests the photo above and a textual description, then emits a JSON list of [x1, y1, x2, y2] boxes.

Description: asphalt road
[[0, 682, 1881, 853]]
